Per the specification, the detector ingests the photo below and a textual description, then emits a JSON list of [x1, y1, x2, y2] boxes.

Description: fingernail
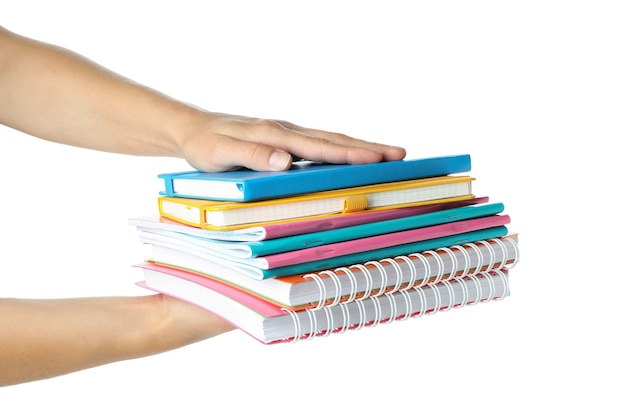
[[269, 150, 292, 170]]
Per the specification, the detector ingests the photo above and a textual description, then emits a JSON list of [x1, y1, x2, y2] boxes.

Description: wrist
[[145, 294, 234, 352], [159, 102, 214, 160]]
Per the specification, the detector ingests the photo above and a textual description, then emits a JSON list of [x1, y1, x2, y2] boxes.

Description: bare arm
[[0, 25, 405, 386], [0, 26, 406, 171], [0, 295, 234, 386]]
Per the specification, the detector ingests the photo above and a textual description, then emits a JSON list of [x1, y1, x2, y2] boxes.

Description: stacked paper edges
[[130, 155, 519, 344]]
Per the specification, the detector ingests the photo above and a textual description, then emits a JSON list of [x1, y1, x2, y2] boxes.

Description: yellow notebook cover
[[158, 175, 475, 230]]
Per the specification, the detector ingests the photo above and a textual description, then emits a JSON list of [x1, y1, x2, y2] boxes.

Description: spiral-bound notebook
[[137, 263, 511, 344], [133, 153, 520, 345], [147, 235, 519, 309]]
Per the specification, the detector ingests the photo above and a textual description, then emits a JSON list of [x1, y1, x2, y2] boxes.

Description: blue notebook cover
[[158, 154, 471, 202]]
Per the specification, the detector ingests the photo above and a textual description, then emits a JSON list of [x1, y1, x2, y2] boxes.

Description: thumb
[[266, 149, 294, 171]]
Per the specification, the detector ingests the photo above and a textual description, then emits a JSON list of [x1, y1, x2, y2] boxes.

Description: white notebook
[[138, 263, 511, 345], [145, 235, 518, 309]]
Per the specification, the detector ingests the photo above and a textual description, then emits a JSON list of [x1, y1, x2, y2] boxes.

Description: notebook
[[141, 214, 511, 270], [147, 235, 519, 310], [158, 175, 475, 229], [136, 202, 505, 259], [158, 154, 471, 202], [145, 226, 511, 280], [137, 262, 511, 344], [129, 196, 490, 242]]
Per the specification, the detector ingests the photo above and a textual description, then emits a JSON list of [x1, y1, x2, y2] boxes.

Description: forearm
[[0, 295, 233, 386], [0, 26, 196, 156], [1, 25, 406, 172]]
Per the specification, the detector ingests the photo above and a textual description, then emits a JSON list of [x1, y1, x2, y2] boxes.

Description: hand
[[176, 111, 407, 172], [0, 294, 234, 386], [0, 27, 406, 172], [157, 293, 235, 345]]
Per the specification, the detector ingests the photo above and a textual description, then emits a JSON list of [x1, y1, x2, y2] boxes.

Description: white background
[[2, 1, 624, 415]]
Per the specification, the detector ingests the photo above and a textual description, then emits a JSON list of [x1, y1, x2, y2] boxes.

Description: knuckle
[[254, 119, 285, 134], [244, 143, 267, 162]]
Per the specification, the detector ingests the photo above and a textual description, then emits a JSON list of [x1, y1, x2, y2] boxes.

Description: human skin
[[0, 25, 406, 386]]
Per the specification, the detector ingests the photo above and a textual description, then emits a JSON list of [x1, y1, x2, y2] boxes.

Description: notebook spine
[[282, 269, 510, 343], [302, 237, 519, 309]]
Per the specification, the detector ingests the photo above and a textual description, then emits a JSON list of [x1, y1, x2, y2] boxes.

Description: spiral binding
[[438, 279, 455, 312], [438, 247, 458, 280], [348, 263, 373, 300], [365, 260, 389, 298], [302, 236, 519, 310], [408, 252, 430, 288], [503, 236, 520, 269], [395, 254, 417, 289], [382, 257, 404, 293], [353, 298, 367, 331], [319, 270, 342, 307], [427, 282, 442, 314], [384, 292, 398, 324], [450, 244, 471, 277], [464, 242, 484, 275], [282, 269, 510, 343]]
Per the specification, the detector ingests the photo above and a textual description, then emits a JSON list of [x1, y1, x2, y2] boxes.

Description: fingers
[[183, 133, 295, 172], [230, 118, 406, 165], [276, 121, 407, 162], [180, 114, 407, 172]]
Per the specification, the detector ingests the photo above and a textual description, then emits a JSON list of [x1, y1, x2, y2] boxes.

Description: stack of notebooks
[[130, 154, 520, 344]]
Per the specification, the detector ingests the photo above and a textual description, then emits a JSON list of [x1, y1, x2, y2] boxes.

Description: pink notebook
[[260, 214, 511, 269], [130, 197, 489, 242], [137, 262, 511, 344], [260, 196, 489, 240]]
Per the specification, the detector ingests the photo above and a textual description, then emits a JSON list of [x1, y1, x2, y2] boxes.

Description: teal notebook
[[255, 226, 510, 278], [138, 203, 505, 259], [148, 226, 510, 280]]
